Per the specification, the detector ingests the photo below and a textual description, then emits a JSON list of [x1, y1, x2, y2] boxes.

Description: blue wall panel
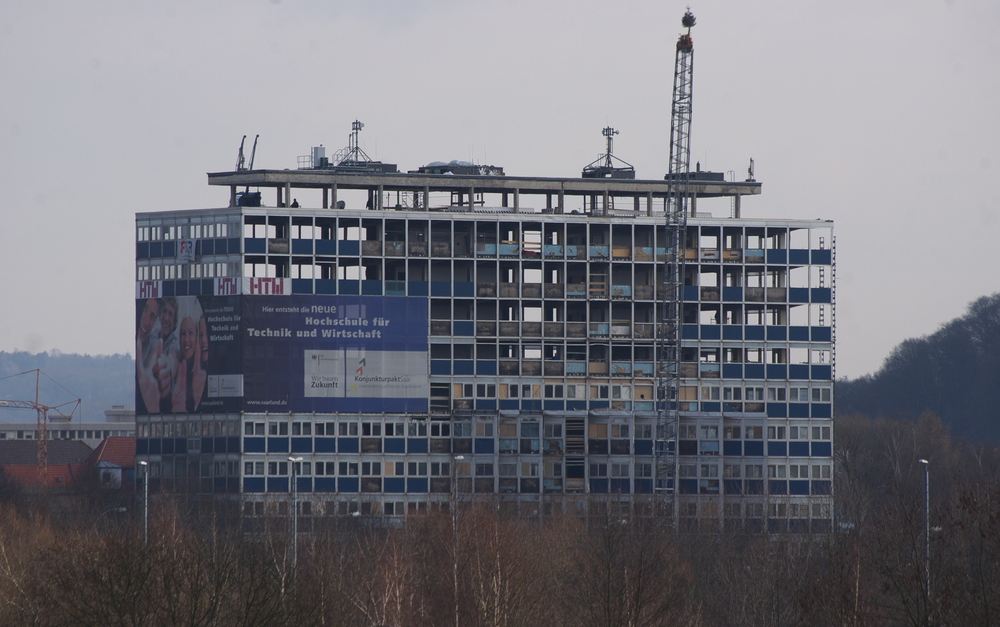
[[337, 240, 359, 255], [385, 438, 406, 454], [315, 477, 336, 492], [267, 478, 289, 493], [384, 478, 406, 493], [723, 364, 743, 379], [789, 402, 810, 417], [243, 478, 265, 493], [788, 479, 809, 496], [701, 325, 721, 340], [811, 442, 832, 457], [789, 442, 810, 457], [723, 325, 743, 340]]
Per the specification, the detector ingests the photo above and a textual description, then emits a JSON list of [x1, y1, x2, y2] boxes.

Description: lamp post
[[139, 460, 149, 545], [288, 456, 303, 573], [919, 459, 930, 615], [451, 454, 465, 627]]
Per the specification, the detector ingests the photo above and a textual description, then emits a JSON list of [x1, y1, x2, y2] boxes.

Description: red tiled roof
[[1, 437, 136, 491], [3, 462, 87, 490], [87, 436, 135, 469]]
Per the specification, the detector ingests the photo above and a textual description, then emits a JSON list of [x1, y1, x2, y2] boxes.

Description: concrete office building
[[134, 145, 834, 531]]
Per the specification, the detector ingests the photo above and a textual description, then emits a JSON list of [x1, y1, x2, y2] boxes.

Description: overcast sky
[[1, 0, 998, 380]]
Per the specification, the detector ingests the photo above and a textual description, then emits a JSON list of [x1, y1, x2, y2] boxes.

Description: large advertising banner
[[136, 293, 429, 415], [135, 295, 243, 415], [242, 295, 429, 413]]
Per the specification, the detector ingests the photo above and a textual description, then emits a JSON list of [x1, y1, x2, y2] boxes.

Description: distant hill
[[837, 293, 1000, 441], [0, 352, 133, 422]]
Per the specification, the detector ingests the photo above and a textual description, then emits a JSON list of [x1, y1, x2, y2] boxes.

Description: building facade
[[135, 165, 834, 531]]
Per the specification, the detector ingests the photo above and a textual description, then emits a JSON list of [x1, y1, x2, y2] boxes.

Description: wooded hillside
[[837, 293, 1000, 441], [0, 351, 133, 420]]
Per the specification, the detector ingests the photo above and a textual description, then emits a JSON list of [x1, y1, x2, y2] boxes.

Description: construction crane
[[0, 369, 81, 486], [235, 134, 262, 206], [656, 9, 696, 519]]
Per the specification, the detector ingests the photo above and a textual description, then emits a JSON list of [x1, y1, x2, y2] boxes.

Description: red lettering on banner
[[137, 281, 161, 299], [248, 278, 286, 295], [216, 277, 240, 296]]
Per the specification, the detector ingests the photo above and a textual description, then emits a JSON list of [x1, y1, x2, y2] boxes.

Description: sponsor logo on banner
[[245, 277, 289, 295], [177, 239, 196, 263], [136, 281, 162, 299]]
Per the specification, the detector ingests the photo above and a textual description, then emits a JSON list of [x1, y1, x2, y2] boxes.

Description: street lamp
[[138, 460, 149, 545], [451, 454, 465, 627], [919, 459, 930, 613], [288, 456, 303, 573]]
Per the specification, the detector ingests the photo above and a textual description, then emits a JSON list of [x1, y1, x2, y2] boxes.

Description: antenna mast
[[344, 120, 373, 165], [581, 126, 635, 179], [657, 9, 696, 519]]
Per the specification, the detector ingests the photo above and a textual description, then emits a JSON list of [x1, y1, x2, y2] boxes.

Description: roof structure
[[86, 436, 135, 469], [208, 169, 761, 201], [3, 463, 85, 490], [0, 439, 134, 491], [0, 440, 92, 466]]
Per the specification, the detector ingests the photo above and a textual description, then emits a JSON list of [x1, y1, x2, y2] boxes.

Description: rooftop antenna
[[581, 126, 635, 179], [344, 120, 373, 165], [602, 127, 618, 168]]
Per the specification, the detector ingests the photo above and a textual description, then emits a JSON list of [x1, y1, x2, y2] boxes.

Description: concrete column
[[502, 192, 509, 208], [603, 190, 610, 216], [331, 183, 338, 208], [546, 194, 552, 212], [285, 182, 292, 208], [558, 189, 565, 214], [423, 186, 430, 211], [230, 185, 237, 207], [513, 189, 520, 213], [469, 187, 475, 211], [734, 194, 741, 218], [322, 187, 328, 209], [646, 192, 654, 217], [276, 187, 283, 207], [377, 185, 384, 210], [690, 192, 697, 218]]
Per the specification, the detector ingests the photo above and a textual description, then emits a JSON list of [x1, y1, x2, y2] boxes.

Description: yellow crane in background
[[0, 369, 81, 485]]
